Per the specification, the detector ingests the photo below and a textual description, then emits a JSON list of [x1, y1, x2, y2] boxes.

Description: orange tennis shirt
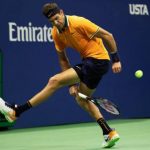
[[51, 15, 110, 60]]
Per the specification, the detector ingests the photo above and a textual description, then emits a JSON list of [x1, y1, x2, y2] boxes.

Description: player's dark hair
[[42, 2, 60, 18]]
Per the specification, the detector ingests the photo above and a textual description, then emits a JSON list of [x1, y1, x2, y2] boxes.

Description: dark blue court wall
[[0, 0, 150, 128]]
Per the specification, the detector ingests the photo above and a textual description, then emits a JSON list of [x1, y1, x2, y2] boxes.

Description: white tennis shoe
[[102, 130, 120, 148], [0, 97, 16, 123]]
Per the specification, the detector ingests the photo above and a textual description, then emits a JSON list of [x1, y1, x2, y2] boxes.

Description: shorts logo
[[129, 4, 149, 15]]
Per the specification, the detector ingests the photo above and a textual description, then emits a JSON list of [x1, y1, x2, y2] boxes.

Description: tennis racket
[[78, 93, 120, 115]]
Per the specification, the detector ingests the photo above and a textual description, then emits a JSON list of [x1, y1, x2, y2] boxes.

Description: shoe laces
[[103, 128, 115, 142], [103, 134, 110, 142], [5, 102, 13, 108], [5, 102, 18, 112]]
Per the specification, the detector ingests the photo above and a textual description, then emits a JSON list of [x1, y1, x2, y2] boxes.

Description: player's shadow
[[87, 147, 119, 150]]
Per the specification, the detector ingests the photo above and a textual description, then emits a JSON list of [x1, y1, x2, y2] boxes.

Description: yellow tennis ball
[[135, 70, 143, 78]]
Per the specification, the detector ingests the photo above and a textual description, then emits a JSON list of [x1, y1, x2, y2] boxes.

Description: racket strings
[[95, 98, 120, 115]]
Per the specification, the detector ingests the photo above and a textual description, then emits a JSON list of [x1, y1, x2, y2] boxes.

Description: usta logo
[[129, 4, 149, 15]]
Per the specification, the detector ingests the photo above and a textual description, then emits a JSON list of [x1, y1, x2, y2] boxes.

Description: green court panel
[[0, 119, 150, 150]]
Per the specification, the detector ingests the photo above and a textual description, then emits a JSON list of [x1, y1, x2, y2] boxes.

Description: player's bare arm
[[57, 50, 71, 71], [94, 27, 117, 53], [57, 50, 78, 95], [94, 27, 122, 73]]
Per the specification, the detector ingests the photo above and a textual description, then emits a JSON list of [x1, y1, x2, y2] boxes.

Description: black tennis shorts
[[73, 57, 110, 89]]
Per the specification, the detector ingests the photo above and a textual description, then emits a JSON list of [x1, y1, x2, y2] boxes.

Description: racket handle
[[78, 92, 88, 99]]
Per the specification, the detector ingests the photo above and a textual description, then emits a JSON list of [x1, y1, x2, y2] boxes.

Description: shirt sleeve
[[78, 17, 100, 39], [51, 28, 66, 52]]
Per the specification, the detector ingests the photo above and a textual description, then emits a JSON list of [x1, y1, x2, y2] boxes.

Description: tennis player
[[0, 2, 121, 148]]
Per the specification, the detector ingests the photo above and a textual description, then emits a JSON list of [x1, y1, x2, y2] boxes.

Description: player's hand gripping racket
[[78, 93, 120, 115]]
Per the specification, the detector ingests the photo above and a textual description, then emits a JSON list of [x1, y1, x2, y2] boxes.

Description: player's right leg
[[102, 129, 120, 148], [0, 68, 80, 123], [74, 83, 120, 148]]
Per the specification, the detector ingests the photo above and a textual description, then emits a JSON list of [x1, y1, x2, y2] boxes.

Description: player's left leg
[[28, 68, 80, 106]]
